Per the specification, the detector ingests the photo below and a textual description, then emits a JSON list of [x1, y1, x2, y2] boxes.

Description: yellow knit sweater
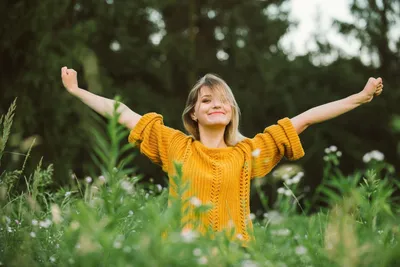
[[128, 113, 304, 242]]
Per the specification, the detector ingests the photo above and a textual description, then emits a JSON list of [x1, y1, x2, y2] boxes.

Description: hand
[[359, 77, 384, 103], [61, 66, 79, 94]]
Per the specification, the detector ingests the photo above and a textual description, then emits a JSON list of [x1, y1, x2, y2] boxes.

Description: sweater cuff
[[128, 112, 162, 144], [277, 117, 305, 160]]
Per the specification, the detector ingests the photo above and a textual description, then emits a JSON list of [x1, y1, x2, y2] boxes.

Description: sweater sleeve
[[128, 113, 182, 173], [243, 117, 305, 179]]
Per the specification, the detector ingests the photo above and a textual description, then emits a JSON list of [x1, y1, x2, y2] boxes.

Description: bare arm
[[291, 77, 384, 135], [61, 66, 141, 129]]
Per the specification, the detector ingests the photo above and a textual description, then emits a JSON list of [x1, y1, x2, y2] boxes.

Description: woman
[[61, 67, 383, 242]]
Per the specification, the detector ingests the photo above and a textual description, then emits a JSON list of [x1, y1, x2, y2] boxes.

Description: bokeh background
[[1, 0, 399, 210]]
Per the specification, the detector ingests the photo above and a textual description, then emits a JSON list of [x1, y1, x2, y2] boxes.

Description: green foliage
[[1, 104, 399, 267]]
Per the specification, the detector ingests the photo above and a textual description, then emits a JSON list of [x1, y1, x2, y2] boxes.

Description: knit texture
[[128, 112, 305, 242]]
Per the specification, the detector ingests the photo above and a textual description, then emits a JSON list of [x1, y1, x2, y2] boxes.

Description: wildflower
[[39, 219, 52, 228], [65, 191, 72, 197], [49, 256, 56, 263], [70, 221, 80, 231], [263, 211, 283, 225], [252, 148, 261, 157], [120, 180, 134, 194], [198, 256, 208, 265], [156, 184, 162, 192], [363, 150, 385, 163], [181, 229, 198, 243], [15, 220, 20, 225], [241, 260, 259, 267], [7, 227, 13, 233], [282, 174, 290, 180], [291, 174, 302, 184], [284, 189, 292, 196], [193, 248, 202, 256], [336, 151, 342, 157], [51, 204, 62, 224], [113, 240, 122, 249], [30, 232, 36, 238], [324, 148, 331, 154], [128, 210, 134, 217], [295, 245, 307, 255], [236, 233, 244, 240], [249, 213, 256, 221], [98, 175, 106, 183], [271, 228, 291, 236], [329, 145, 337, 152], [277, 187, 285, 194], [85, 176, 92, 184], [190, 196, 202, 207], [323, 155, 329, 161], [5, 216, 11, 224], [32, 219, 38, 226], [285, 179, 293, 185], [285, 166, 293, 171]]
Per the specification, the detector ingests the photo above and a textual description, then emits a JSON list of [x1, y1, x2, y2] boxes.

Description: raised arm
[[61, 66, 142, 129], [290, 77, 384, 134]]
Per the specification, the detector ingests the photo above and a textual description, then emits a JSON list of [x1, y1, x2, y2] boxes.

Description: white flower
[[284, 189, 292, 196], [198, 256, 208, 265], [39, 219, 52, 228], [252, 148, 261, 157], [282, 174, 290, 180], [5, 216, 11, 224], [30, 232, 36, 238], [277, 187, 285, 194], [49, 256, 56, 263], [285, 166, 293, 171], [263, 211, 283, 225], [241, 260, 259, 267], [98, 175, 106, 182], [272, 171, 279, 177], [31, 219, 38, 226], [336, 151, 342, 157], [128, 210, 134, 217], [271, 228, 291, 236], [120, 181, 134, 194], [156, 184, 162, 192], [295, 245, 308, 255], [180, 229, 198, 243], [236, 233, 244, 240], [193, 248, 202, 256], [371, 150, 384, 161], [363, 153, 371, 163], [329, 145, 337, 152], [110, 40, 121, 52], [85, 176, 92, 184], [65, 191, 71, 197], [291, 175, 302, 184], [324, 148, 331, 154], [190, 197, 202, 207], [285, 179, 293, 185], [248, 213, 256, 221], [113, 241, 122, 249]]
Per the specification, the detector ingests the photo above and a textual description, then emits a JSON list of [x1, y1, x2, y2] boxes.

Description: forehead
[[198, 86, 226, 98]]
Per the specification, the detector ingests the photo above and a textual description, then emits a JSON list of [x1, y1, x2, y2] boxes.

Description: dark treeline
[[1, 0, 399, 209]]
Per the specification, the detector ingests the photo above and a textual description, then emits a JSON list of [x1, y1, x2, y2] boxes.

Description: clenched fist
[[61, 66, 79, 94], [360, 77, 384, 103]]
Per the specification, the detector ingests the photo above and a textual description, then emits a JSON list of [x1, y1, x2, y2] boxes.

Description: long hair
[[182, 74, 245, 146]]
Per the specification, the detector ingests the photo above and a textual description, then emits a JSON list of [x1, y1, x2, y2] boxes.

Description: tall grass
[[0, 99, 399, 267]]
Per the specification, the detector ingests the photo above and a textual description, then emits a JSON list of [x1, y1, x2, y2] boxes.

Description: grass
[[0, 99, 399, 267]]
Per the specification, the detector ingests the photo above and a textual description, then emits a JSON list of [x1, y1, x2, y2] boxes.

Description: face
[[192, 86, 233, 129]]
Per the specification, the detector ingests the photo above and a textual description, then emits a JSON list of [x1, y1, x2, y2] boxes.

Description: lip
[[209, 111, 225, 115]]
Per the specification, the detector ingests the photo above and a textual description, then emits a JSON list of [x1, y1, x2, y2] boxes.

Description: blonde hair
[[182, 74, 245, 146]]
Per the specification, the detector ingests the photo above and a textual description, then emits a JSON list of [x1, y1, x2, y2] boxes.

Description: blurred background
[[1, 0, 399, 209]]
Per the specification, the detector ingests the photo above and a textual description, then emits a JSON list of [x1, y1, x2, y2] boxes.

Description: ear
[[191, 113, 197, 121]]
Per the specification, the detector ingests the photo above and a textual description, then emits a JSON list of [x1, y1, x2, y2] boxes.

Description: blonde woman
[[61, 66, 383, 242]]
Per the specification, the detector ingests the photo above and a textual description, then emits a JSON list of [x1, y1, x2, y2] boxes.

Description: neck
[[198, 126, 227, 148]]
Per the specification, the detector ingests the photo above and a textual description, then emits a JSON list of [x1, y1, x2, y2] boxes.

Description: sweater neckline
[[193, 140, 234, 154]]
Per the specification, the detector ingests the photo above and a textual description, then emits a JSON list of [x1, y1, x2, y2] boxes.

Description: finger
[[377, 77, 382, 83], [61, 66, 67, 76]]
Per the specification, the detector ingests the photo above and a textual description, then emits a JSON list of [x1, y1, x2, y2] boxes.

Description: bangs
[[198, 83, 234, 107]]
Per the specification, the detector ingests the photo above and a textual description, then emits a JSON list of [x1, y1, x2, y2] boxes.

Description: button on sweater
[[128, 112, 304, 242]]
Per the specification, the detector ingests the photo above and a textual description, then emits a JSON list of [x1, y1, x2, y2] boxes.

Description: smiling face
[[192, 86, 233, 129]]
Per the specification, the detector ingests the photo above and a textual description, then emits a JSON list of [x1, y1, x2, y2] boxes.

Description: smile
[[209, 112, 225, 115]]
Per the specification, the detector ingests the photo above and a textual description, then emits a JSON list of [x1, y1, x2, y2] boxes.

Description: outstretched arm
[[61, 66, 142, 129], [290, 77, 384, 135]]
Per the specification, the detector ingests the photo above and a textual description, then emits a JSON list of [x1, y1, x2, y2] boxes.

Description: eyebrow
[[201, 94, 212, 98]]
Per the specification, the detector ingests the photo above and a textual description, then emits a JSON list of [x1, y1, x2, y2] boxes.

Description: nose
[[212, 99, 222, 108]]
